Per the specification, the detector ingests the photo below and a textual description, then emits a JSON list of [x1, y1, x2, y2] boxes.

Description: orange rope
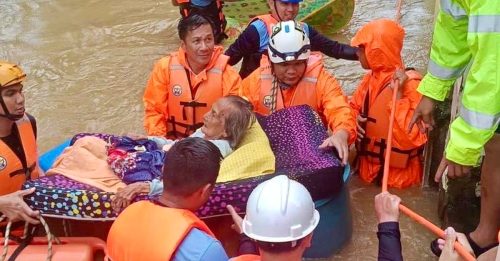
[[381, 77, 476, 260]]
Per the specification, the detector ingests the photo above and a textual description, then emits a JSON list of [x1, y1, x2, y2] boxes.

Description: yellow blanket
[[218, 121, 275, 183]]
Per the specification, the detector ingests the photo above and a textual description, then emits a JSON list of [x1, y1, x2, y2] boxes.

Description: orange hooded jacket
[[350, 19, 427, 188], [143, 46, 241, 137], [241, 53, 356, 144]]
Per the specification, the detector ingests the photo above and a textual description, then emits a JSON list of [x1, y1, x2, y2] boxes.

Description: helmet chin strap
[[273, 0, 284, 21], [0, 95, 23, 121]]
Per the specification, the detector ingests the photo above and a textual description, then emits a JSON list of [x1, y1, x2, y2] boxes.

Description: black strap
[[8, 224, 39, 261], [166, 116, 204, 138], [179, 101, 208, 120], [9, 162, 36, 179], [166, 69, 207, 138]]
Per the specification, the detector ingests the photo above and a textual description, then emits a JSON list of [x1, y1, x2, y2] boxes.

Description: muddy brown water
[[1, 0, 439, 259]]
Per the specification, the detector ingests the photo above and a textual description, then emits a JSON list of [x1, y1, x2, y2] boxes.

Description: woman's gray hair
[[222, 95, 256, 149]]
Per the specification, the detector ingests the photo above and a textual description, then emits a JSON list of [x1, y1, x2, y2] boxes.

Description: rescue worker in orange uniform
[[226, 175, 320, 261], [349, 19, 427, 189], [143, 14, 240, 138], [107, 137, 228, 261], [0, 61, 40, 224], [241, 21, 356, 165]]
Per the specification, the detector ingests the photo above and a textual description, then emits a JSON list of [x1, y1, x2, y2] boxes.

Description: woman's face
[[201, 99, 230, 140]]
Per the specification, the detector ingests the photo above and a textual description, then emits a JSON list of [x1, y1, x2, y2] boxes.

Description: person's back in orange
[[349, 19, 427, 189]]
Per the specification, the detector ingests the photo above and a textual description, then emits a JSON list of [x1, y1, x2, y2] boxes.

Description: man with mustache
[[144, 14, 240, 139]]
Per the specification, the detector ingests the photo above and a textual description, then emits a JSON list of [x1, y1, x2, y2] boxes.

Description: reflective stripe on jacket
[[241, 52, 356, 144], [143, 46, 241, 137], [107, 201, 215, 261], [0, 114, 39, 195], [418, 0, 500, 165]]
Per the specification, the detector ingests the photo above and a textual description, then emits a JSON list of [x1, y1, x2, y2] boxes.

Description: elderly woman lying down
[[112, 95, 255, 211]]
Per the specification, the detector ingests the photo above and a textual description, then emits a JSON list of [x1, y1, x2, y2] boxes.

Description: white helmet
[[268, 21, 311, 64], [242, 175, 320, 242]]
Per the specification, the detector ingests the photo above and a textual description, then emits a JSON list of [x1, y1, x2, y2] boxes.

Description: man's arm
[[375, 192, 403, 261], [417, 2, 470, 102], [318, 70, 356, 144], [224, 24, 261, 66], [143, 58, 171, 136], [308, 25, 358, 61], [317, 70, 356, 165]]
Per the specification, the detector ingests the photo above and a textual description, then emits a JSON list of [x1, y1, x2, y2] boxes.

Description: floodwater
[[0, 0, 438, 259]]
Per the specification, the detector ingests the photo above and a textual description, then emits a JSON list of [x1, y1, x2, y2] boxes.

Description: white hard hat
[[268, 21, 311, 64], [242, 175, 320, 242]]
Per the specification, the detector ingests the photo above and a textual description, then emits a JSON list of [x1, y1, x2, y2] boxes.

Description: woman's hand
[[112, 182, 150, 212]]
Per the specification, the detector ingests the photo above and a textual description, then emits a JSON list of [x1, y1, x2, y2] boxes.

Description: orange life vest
[[251, 14, 307, 36], [0, 115, 39, 195], [358, 70, 423, 169], [254, 52, 324, 118], [231, 254, 261, 261], [107, 201, 215, 261], [166, 52, 229, 138], [250, 15, 279, 35]]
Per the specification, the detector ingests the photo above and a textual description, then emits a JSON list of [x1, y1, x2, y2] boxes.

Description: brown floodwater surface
[[0, 0, 439, 259]]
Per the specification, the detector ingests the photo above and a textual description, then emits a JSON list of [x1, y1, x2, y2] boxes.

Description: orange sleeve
[[143, 57, 170, 136], [240, 70, 261, 109], [389, 79, 427, 148], [317, 70, 357, 144], [222, 64, 242, 96]]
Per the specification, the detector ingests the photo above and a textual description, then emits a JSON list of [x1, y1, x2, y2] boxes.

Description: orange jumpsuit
[[143, 46, 241, 137], [350, 19, 427, 188], [241, 53, 356, 144]]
